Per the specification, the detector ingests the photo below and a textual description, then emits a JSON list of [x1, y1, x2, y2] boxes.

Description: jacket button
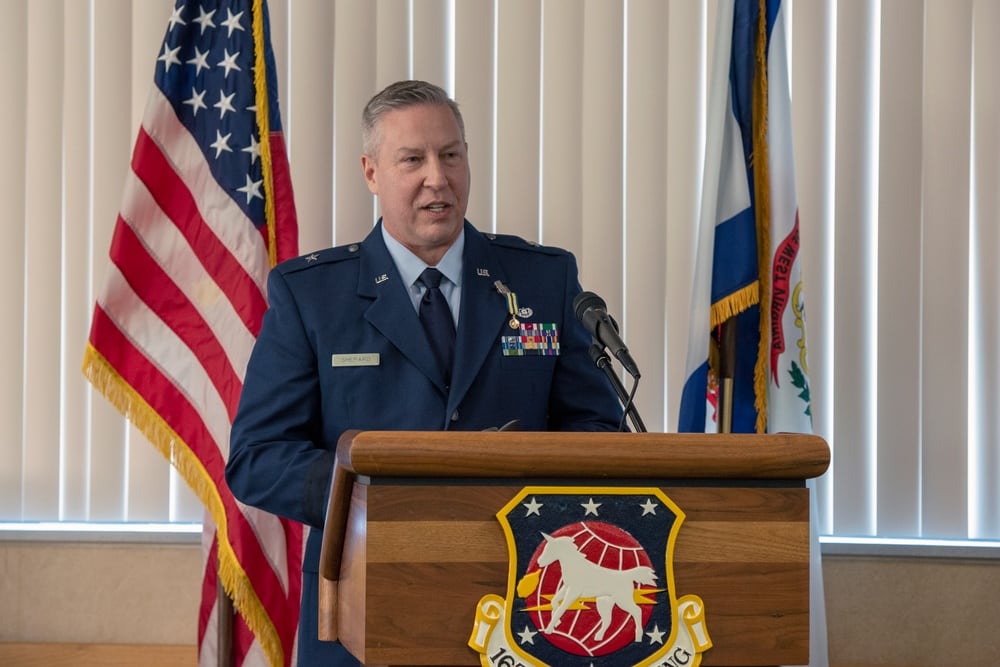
[[450, 410, 460, 422]]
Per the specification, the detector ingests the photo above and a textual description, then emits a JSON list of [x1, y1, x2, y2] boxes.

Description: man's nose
[[422, 156, 448, 187]]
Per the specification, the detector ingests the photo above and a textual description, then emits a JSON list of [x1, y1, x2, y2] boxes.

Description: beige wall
[[823, 555, 1000, 667], [0, 541, 200, 645], [1, 541, 998, 666]]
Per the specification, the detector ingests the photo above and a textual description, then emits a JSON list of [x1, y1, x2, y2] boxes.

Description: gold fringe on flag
[[750, 0, 771, 435], [709, 282, 760, 330], [81, 343, 287, 666], [707, 283, 760, 418], [252, 0, 278, 270]]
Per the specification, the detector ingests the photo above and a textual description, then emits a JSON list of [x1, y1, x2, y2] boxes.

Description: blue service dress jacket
[[226, 220, 623, 665]]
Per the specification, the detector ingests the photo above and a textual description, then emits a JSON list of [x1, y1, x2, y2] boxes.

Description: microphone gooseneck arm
[[589, 342, 647, 433]]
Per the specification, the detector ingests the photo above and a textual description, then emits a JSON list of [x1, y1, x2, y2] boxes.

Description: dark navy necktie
[[417, 268, 456, 383]]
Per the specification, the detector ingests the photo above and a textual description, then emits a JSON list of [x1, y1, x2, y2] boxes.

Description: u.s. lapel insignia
[[469, 487, 712, 667], [375, 273, 389, 284]]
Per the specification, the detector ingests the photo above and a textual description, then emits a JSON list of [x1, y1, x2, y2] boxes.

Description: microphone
[[573, 291, 640, 378]]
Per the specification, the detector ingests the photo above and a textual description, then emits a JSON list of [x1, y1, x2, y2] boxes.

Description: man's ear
[[361, 155, 378, 195]]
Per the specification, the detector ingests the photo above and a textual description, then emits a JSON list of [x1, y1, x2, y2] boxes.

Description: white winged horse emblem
[[536, 532, 657, 642]]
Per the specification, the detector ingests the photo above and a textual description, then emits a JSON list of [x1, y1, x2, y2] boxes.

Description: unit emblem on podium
[[469, 487, 712, 667]]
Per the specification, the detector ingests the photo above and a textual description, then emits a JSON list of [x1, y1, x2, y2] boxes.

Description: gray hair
[[361, 80, 466, 156]]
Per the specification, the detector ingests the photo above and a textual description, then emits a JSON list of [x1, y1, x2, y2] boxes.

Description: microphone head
[[574, 289, 641, 378], [573, 291, 606, 322]]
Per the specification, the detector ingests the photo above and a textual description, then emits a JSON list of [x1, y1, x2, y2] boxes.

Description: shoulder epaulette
[[276, 242, 363, 275], [484, 232, 569, 257]]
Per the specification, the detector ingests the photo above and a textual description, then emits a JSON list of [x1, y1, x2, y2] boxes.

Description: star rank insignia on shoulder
[[277, 243, 363, 275]]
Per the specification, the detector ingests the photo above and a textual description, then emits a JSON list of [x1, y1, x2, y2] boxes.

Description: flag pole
[[218, 573, 233, 666], [717, 319, 737, 434]]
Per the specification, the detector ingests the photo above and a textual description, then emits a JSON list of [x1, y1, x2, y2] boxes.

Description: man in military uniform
[[226, 79, 623, 665]]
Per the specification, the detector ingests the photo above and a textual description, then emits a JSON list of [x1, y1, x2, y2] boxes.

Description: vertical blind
[[2, 0, 998, 543]]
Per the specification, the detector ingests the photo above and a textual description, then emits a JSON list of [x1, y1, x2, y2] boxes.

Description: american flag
[[83, 1, 301, 665]]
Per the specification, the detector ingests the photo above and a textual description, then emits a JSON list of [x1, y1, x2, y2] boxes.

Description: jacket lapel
[[447, 225, 510, 416], [358, 224, 447, 390]]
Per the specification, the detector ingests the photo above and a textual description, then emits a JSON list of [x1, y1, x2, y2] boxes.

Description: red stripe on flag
[[131, 127, 268, 336], [108, 217, 244, 421], [88, 306, 301, 658], [268, 132, 299, 263], [88, 305, 228, 481], [233, 601, 259, 663], [199, 534, 219, 649]]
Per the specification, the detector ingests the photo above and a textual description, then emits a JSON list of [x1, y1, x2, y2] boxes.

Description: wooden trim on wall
[[0, 643, 196, 667]]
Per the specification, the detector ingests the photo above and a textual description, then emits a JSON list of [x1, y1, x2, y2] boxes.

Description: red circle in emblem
[[523, 521, 657, 657]]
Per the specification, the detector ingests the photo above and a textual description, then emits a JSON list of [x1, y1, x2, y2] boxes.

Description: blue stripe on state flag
[[711, 0, 782, 307], [711, 207, 757, 303]]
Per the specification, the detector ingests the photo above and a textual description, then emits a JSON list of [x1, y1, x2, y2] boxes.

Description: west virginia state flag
[[678, 2, 827, 664], [678, 0, 812, 436]]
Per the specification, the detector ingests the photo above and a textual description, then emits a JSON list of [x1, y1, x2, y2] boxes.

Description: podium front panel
[[336, 479, 809, 667]]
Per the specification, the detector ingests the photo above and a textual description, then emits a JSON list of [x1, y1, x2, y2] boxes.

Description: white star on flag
[[214, 90, 237, 118], [218, 48, 242, 78], [221, 9, 246, 37], [157, 43, 182, 71], [210, 130, 233, 158], [183, 88, 207, 115], [186, 47, 211, 75], [243, 134, 260, 163], [237, 174, 263, 203], [193, 6, 216, 33]]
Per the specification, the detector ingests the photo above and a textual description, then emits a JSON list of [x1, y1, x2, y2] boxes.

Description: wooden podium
[[319, 430, 829, 666]]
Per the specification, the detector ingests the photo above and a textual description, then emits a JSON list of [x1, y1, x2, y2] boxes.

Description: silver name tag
[[331, 353, 380, 367]]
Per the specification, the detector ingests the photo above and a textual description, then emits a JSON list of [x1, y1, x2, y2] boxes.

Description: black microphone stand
[[589, 342, 647, 433]]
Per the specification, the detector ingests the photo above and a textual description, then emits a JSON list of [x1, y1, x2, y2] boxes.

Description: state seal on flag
[[469, 487, 712, 667]]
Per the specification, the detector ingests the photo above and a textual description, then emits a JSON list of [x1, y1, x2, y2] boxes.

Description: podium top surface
[[335, 430, 830, 481]]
